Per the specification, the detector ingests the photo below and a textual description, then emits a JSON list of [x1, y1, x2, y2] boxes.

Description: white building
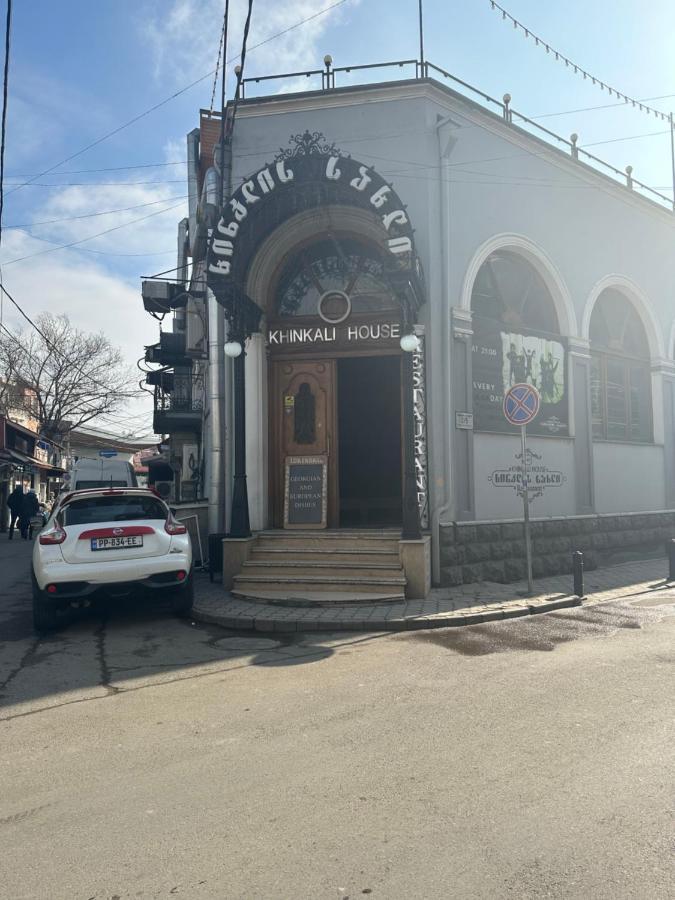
[[144, 62, 675, 594]]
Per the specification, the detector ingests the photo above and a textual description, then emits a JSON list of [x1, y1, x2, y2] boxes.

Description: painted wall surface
[[226, 80, 675, 530], [593, 443, 666, 513], [473, 433, 576, 520]]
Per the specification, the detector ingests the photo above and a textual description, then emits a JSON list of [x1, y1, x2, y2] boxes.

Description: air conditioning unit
[[153, 480, 174, 501]]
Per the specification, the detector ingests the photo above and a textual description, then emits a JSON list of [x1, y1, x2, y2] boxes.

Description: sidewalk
[[193, 556, 675, 633]]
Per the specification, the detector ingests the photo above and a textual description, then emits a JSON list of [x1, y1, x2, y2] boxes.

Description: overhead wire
[[0, 198, 187, 266], [0, 0, 11, 250], [4, 194, 189, 229], [486, 1, 673, 123], [2, 0, 349, 200]]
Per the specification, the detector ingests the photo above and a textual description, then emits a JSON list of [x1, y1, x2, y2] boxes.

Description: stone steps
[[231, 530, 407, 603]]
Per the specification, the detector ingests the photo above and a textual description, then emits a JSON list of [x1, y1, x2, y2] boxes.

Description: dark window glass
[[293, 383, 316, 444], [276, 237, 397, 318], [471, 251, 559, 333], [589, 289, 651, 442], [62, 495, 167, 526]]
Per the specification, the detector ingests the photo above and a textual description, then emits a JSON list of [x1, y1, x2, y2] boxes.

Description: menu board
[[284, 456, 327, 528]]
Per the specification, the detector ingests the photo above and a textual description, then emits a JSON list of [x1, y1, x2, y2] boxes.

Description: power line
[[5, 178, 185, 187], [4, 193, 188, 229], [0, 287, 140, 398], [533, 94, 675, 120], [486, 1, 672, 123], [3, 0, 349, 200], [5, 161, 187, 177], [0, 0, 11, 251], [1, 198, 186, 267], [209, 5, 228, 114]]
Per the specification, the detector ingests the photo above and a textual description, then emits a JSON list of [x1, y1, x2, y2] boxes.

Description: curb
[[192, 594, 583, 634]]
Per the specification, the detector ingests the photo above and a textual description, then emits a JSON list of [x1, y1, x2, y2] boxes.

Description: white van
[[66, 458, 138, 491]]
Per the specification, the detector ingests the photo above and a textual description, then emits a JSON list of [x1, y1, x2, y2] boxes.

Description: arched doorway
[[267, 234, 405, 528]]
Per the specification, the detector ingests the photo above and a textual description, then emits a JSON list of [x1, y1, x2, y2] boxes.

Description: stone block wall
[[439, 511, 675, 586]]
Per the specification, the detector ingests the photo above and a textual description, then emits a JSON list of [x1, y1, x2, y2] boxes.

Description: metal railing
[[222, 56, 674, 212], [154, 374, 204, 414]]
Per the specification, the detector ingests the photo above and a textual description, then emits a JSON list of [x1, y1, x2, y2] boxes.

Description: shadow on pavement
[[0, 539, 352, 716]]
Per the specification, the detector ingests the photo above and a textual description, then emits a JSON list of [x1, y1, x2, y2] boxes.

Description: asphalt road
[[1, 538, 674, 900]]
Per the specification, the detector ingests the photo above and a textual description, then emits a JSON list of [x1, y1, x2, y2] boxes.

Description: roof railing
[[221, 56, 674, 212]]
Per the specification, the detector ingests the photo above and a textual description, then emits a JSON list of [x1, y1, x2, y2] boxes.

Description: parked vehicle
[[31, 487, 192, 631], [65, 458, 138, 491]]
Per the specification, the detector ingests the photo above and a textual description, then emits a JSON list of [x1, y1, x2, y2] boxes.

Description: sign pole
[[521, 424, 534, 595]]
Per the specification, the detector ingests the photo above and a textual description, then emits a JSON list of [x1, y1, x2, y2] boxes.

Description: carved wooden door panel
[[271, 360, 337, 527]]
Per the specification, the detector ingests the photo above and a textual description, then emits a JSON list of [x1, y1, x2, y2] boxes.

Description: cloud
[[143, 0, 357, 89]]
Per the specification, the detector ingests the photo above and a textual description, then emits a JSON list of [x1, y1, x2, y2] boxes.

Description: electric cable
[[0, 0, 12, 250], [0, 282, 141, 397], [4, 194, 189, 229], [486, 1, 672, 122], [0, 198, 186, 267], [3, 0, 349, 200]]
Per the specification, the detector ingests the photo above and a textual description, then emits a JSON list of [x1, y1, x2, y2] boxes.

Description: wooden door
[[270, 360, 337, 527]]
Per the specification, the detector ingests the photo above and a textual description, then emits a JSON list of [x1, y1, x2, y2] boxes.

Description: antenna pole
[[418, 0, 425, 74]]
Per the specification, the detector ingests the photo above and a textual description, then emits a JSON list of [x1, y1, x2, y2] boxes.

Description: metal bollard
[[572, 550, 584, 598], [667, 539, 675, 582]]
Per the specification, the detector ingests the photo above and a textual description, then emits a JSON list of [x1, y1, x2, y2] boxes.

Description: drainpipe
[[430, 113, 456, 583], [207, 285, 225, 535]]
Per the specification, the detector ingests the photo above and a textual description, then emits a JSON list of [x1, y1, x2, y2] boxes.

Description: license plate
[[91, 536, 144, 551]]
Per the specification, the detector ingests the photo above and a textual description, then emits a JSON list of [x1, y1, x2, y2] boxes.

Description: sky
[[1, 0, 674, 438]]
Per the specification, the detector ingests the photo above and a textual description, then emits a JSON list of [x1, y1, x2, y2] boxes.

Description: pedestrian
[[7, 484, 24, 539], [19, 489, 40, 540]]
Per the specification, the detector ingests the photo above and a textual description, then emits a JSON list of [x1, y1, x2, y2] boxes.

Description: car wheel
[[172, 573, 194, 618], [32, 575, 59, 633]]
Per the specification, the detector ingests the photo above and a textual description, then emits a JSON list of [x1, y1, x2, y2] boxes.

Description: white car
[[31, 487, 193, 631]]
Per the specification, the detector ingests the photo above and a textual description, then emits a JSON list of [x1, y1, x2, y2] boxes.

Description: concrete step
[[240, 560, 405, 580], [255, 533, 400, 553], [249, 548, 400, 565], [232, 574, 407, 595], [229, 589, 406, 606]]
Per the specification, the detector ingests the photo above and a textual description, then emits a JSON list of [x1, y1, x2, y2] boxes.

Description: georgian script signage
[[488, 448, 567, 500], [205, 132, 424, 332], [284, 455, 327, 528], [472, 317, 568, 436], [268, 322, 401, 347]]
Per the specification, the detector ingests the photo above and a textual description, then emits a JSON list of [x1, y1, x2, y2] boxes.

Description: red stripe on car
[[78, 526, 156, 540]]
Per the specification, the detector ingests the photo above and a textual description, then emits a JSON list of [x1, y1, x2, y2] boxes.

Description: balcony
[[153, 373, 204, 434]]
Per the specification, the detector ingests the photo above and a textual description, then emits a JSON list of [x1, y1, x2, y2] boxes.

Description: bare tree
[[0, 313, 139, 438]]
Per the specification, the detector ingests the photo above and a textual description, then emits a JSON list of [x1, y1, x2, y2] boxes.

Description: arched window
[[471, 250, 559, 333], [589, 289, 651, 442], [470, 250, 567, 435], [275, 237, 397, 320]]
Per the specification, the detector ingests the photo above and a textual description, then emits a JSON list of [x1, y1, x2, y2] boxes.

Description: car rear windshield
[[61, 495, 167, 526], [75, 480, 128, 489]]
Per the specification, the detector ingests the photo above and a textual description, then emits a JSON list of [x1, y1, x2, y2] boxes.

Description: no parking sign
[[503, 383, 540, 427]]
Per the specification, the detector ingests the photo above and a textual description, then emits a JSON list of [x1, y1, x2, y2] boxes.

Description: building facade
[[143, 65, 675, 589]]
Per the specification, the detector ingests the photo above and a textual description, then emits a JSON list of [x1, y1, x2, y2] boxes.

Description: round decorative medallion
[[317, 289, 351, 324]]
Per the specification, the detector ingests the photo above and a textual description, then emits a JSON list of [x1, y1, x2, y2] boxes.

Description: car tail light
[[39, 525, 67, 545], [165, 515, 187, 535], [177, 570, 187, 581]]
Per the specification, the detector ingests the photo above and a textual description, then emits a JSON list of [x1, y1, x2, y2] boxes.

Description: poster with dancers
[[471, 316, 568, 435]]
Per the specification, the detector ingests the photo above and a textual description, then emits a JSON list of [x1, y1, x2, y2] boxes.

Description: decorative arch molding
[[581, 274, 665, 360], [460, 233, 577, 337], [245, 205, 391, 317]]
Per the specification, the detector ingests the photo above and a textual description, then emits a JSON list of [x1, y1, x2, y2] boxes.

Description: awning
[[0, 448, 65, 474]]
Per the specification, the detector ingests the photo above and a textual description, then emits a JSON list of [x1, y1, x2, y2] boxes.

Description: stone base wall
[[439, 511, 675, 586]]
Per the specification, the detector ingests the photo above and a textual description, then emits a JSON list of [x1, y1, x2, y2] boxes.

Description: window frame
[[590, 349, 653, 444]]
